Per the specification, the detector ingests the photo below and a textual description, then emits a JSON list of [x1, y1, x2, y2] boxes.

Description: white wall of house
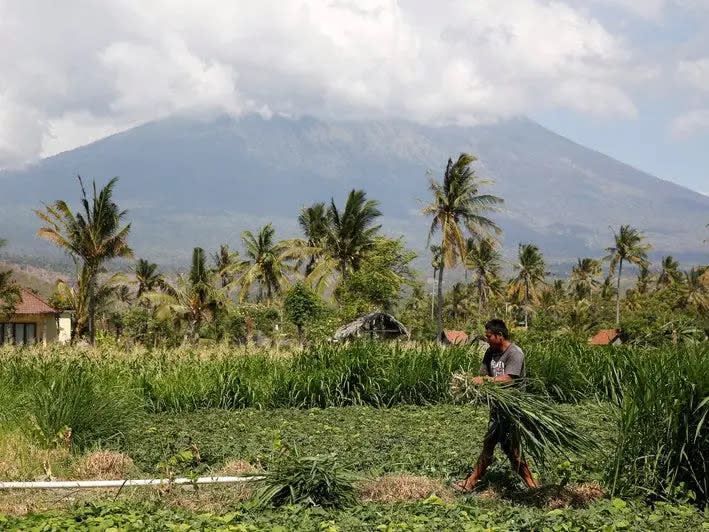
[[57, 313, 71, 344]]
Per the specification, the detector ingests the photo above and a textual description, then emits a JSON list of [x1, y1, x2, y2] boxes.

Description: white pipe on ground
[[0, 475, 264, 489]]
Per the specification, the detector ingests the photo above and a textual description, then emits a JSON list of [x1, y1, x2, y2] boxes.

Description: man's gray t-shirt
[[480, 343, 525, 379]]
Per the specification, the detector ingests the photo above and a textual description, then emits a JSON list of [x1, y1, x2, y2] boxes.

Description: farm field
[[0, 342, 707, 530]]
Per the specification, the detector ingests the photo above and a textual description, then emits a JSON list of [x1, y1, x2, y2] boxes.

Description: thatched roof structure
[[331, 312, 410, 342]]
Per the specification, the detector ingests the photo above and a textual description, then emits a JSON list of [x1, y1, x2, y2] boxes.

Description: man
[[454, 318, 538, 492]]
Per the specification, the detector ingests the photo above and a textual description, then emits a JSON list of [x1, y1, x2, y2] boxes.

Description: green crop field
[[0, 341, 707, 530]]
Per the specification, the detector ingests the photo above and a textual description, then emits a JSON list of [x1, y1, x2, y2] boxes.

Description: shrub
[[254, 448, 357, 508], [10, 362, 142, 450]]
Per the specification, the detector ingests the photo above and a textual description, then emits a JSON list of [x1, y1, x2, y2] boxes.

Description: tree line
[[0, 155, 707, 346]]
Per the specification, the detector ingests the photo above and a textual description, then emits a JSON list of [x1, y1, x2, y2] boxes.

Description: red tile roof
[[5, 288, 57, 315], [590, 329, 620, 345], [442, 330, 469, 345]]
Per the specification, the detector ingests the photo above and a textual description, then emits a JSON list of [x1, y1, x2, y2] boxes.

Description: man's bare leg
[[502, 441, 539, 488], [454, 436, 497, 492]]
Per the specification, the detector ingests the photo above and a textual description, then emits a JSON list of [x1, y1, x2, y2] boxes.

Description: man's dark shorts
[[485, 410, 519, 450]]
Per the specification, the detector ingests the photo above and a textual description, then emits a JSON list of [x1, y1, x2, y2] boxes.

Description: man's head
[[484, 319, 509, 349]]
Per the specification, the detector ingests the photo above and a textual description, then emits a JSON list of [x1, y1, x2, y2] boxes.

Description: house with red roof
[[589, 329, 623, 346], [440, 329, 469, 345], [0, 288, 71, 345]]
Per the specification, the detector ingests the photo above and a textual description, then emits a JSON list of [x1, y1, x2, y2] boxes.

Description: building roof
[[441, 330, 469, 345], [6, 288, 57, 315], [331, 312, 410, 342], [589, 329, 621, 345]]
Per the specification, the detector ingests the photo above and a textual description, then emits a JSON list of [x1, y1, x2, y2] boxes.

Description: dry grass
[[72, 450, 138, 480], [0, 431, 71, 481], [358, 474, 453, 504], [477, 481, 605, 509], [545, 482, 605, 509], [215, 460, 263, 476]]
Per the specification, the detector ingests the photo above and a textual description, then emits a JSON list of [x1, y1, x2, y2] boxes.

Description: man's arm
[[471, 375, 513, 385]]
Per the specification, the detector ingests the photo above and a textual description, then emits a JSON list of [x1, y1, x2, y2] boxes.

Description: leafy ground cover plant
[[2, 497, 706, 531]]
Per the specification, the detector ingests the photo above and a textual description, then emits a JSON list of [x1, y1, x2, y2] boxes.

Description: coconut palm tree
[[422, 154, 503, 338], [444, 282, 473, 322], [52, 267, 126, 341], [635, 265, 652, 295], [570, 258, 601, 300], [681, 267, 708, 311], [238, 223, 293, 304], [465, 237, 503, 312], [0, 239, 21, 319], [35, 177, 133, 344], [145, 275, 212, 342], [604, 225, 651, 325], [212, 244, 240, 289], [656, 256, 682, 290], [298, 202, 329, 276], [508, 244, 547, 327], [134, 258, 163, 298], [325, 190, 382, 280]]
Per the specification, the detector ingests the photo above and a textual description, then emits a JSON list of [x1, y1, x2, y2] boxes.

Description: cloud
[[0, 0, 640, 168], [669, 109, 709, 138], [677, 58, 709, 92]]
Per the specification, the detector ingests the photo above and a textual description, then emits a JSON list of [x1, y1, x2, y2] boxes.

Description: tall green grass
[[0, 357, 142, 450], [607, 345, 709, 504]]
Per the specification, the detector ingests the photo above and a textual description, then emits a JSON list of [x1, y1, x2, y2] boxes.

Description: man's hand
[[471, 376, 485, 385]]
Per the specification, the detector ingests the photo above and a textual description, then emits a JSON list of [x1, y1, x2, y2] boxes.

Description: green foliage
[[0, 237, 21, 319], [122, 307, 180, 347], [3, 497, 706, 531], [255, 446, 357, 508], [337, 237, 416, 320], [284, 281, 322, 342]]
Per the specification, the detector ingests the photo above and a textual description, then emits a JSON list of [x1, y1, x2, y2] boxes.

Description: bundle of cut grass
[[451, 372, 597, 470]]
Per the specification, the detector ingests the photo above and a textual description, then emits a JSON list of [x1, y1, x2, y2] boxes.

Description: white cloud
[[677, 58, 709, 92], [669, 108, 709, 138], [0, 0, 640, 167]]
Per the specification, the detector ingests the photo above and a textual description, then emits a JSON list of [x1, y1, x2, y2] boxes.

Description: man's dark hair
[[485, 318, 509, 339]]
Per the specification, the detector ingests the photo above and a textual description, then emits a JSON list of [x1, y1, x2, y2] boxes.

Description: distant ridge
[[1, 113, 707, 270]]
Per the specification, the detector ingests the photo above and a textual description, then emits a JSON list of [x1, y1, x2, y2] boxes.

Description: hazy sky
[[1, 0, 707, 193]]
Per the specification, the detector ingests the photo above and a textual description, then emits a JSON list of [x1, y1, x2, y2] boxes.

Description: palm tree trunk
[[524, 279, 529, 329], [615, 259, 623, 325], [340, 258, 348, 281], [478, 275, 484, 315], [437, 262, 444, 340], [88, 267, 96, 346]]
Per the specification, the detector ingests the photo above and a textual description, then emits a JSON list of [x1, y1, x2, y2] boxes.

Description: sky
[[0, 0, 707, 194]]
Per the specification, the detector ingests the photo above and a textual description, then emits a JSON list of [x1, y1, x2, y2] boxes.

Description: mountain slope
[[1, 114, 707, 268]]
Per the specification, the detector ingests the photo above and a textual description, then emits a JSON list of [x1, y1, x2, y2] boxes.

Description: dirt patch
[[359, 474, 453, 504], [73, 450, 137, 480]]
